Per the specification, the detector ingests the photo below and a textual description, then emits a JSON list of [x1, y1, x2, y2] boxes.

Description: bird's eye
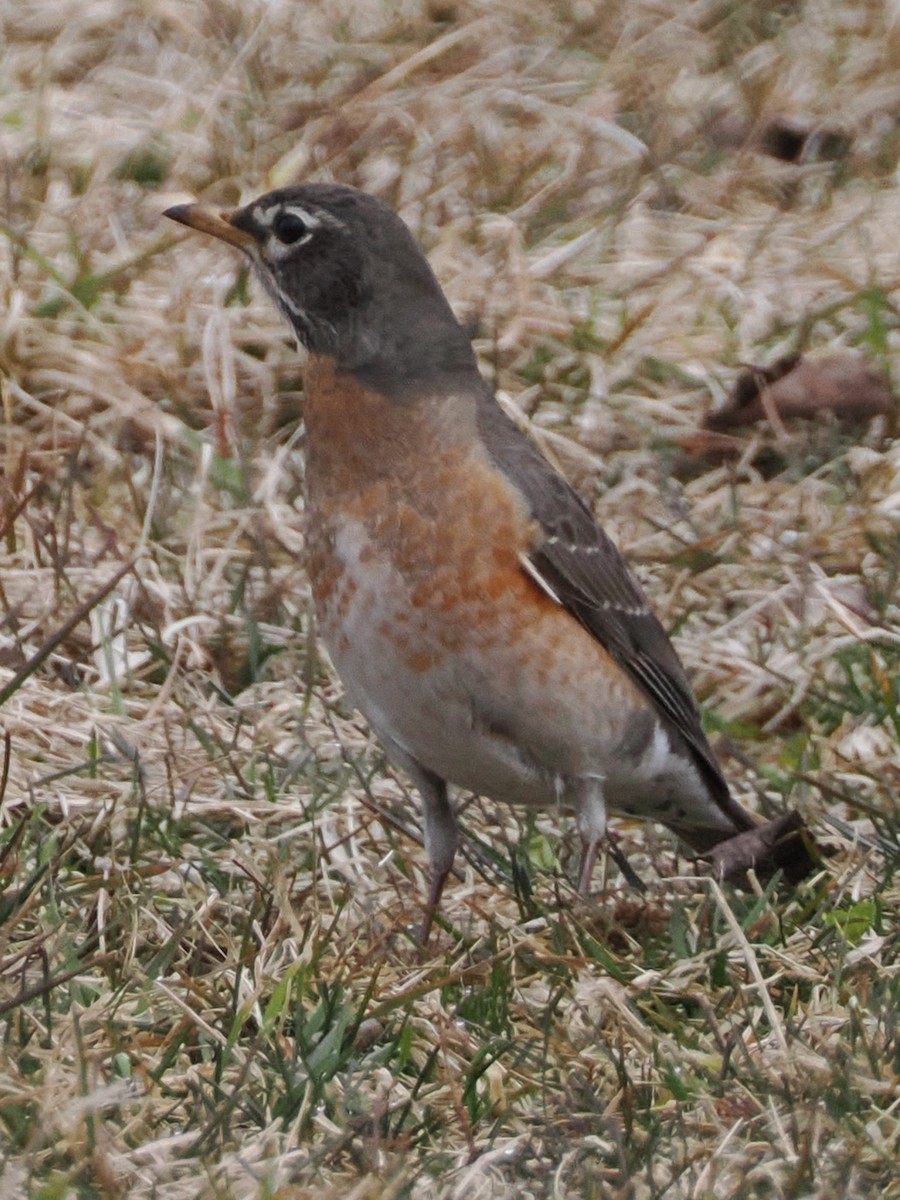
[[272, 211, 310, 245]]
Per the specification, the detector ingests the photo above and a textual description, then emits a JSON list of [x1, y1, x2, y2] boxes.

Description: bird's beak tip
[[162, 202, 198, 226], [163, 202, 254, 250]]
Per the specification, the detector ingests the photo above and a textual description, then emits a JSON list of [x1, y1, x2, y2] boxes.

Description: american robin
[[165, 184, 814, 937]]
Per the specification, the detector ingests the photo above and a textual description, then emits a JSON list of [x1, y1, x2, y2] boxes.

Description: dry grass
[[1, 1, 899, 1196]]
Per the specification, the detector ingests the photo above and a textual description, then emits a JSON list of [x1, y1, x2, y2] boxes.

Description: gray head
[[165, 184, 480, 399]]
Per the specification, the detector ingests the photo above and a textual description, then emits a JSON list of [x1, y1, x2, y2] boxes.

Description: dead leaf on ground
[[704, 353, 893, 431]]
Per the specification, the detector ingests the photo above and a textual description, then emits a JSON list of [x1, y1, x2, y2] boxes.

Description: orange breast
[[300, 360, 558, 662], [299, 357, 649, 790]]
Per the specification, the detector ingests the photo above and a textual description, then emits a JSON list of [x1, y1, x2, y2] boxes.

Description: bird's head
[[165, 184, 479, 398]]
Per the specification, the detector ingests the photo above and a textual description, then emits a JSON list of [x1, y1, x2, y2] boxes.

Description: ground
[[0, 2, 898, 1197]]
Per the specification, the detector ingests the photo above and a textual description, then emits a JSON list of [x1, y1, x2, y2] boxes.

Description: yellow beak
[[163, 203, 256, 250]]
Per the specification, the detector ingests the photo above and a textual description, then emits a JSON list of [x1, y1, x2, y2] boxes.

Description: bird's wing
[[476, 393, 749, 824]]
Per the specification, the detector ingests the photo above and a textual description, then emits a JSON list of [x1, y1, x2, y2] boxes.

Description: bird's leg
[[376, 739, 458, 942], [577, 834, 601, 894], [573, 779, 646, 893], [573, 778, 607, 894], [420, 864, 450, 945], [414, 767, 458, 944]]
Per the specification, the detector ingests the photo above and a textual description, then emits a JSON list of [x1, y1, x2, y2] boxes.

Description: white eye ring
[[254, 204, 321, 258]]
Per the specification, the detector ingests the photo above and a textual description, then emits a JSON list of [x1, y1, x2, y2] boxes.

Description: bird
[[165, 184, 815, 938]]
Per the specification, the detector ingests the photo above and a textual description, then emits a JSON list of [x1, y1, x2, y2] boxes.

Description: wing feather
[[476, 392, 750, 825]]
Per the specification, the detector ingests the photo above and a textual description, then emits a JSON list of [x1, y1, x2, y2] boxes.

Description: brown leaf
[[705, 811, 820, 886], [705, 353, 893, 431]]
